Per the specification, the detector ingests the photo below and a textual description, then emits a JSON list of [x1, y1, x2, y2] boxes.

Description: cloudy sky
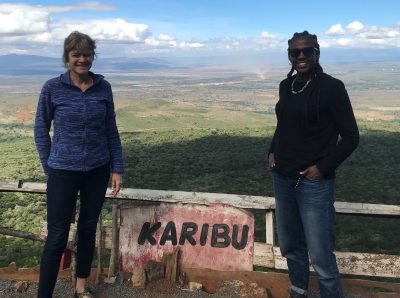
[[1, 0, 400, 58]]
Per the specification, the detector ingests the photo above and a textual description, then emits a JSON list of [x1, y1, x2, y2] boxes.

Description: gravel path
[[0, 279, 363, 298], [0, 279, 242, 298]]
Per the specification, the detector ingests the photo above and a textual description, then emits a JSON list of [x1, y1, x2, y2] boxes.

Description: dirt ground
[[0, 278, 263, 298], [1, 263, 400, 298]]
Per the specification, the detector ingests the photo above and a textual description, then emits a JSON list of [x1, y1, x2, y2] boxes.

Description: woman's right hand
[[110, 173, 123, 197], [268, 153, 276, 170]]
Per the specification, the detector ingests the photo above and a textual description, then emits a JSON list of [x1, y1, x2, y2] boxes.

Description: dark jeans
[[38, 164, 110, 298], [272, 171, 344, 298]]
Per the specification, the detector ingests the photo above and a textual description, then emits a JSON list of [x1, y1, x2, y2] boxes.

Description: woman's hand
[[111, 173, 123, 197], [268, 153, 276, 170], [299, 165, 323, 180]]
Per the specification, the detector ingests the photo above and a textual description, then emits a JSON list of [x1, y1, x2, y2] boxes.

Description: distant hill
[[0, 54, 174, 75], [0, 54, 61, 75], [1, 49, 399, 76]]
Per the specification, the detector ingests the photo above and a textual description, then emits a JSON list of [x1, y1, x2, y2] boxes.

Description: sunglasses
[[288, 47, 318, 58]]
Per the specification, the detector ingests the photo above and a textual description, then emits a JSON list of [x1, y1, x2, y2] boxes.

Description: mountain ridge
[[0, 54, 173, 75]]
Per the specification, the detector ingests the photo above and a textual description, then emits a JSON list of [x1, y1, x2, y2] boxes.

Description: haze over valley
[[0, 54, 399, 129]]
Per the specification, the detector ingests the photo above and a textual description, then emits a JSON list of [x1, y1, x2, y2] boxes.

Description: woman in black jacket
[[268, 31, 359, 298]]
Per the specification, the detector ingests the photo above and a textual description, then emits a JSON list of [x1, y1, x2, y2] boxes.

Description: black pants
[[38, 164, 110, 298]]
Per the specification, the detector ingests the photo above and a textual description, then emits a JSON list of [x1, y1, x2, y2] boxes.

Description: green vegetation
[[116, 99, 275, 132], [0, 117, 399, 267]]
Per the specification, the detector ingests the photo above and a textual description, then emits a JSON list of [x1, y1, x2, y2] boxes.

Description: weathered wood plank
[[0, 182, 46, 194], [0, 227, 43, 242], [114, 189, 400, 215], [253, 242, 275, 268], [115, 189, 400, 216], [21, 182, 46, 193], [271, 246, 400, 278], [265, 210, 274, 245], [108, 202, 119, 278], [115, 188, 276, 210], [95, 213, 103, 284], [0, 180, 21, 188], [335, 201, 400, 216], [2, 181, 399, 216]]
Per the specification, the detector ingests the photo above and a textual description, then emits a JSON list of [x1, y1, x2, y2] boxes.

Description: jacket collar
[[60, 71, 104, 87]]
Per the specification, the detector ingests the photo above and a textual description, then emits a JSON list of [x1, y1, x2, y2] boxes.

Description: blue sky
[[0, 1, 400, 57]]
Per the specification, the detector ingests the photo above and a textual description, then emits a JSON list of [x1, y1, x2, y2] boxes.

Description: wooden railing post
[[265, 210, 274, 246], [95, 211, 103, 284], [107, 201, 119, 278]]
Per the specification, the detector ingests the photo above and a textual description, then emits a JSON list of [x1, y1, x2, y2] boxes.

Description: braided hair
[[287, 31, 323, 78]]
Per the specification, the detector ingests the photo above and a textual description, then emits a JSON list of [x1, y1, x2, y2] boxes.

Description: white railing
[[1, 180, 400, 278]]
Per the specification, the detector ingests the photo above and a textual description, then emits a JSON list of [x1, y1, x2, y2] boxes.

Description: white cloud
[[346, 21, 364, 32], [46, 1, 116, 13], [320, 21, 400, 49], [2, 18, 151, 46], [335, 37, 354, 47], [1, 3, 400, 56], [143, 37, 204, 51], [357, 25, 400, 39], [261, 31, 276, 39], [254, 31, 281, 48], [0, 4, 50, 35], [144, 38, 160, 46], [61, 19, 150, 42], [158, 33, 175, 41], [9, 48, 28, 54], [367, 39, 387, 45], [335, 38, 354, 47], [0, 2, 208, 55], [326, 24, 346, 35], [318, 40, 330, 48], [0, 2, 115, 36], [144, 38, 177, 48], [177, 42, 204, 49], [28, 32, 53, 43], [386, 30, 400, 37]]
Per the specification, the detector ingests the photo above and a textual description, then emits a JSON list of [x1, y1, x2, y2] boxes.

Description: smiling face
[[288, 37, 319, 80], [67, 49, 93, 77]]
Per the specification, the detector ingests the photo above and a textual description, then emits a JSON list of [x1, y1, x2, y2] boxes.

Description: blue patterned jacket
[[34, 71, 124, 175]]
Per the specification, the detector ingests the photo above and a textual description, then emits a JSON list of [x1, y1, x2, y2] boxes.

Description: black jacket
[[269, 72, 359, 178]]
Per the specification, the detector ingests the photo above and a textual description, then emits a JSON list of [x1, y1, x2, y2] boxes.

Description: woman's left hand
[[111, 173, 123, 197], [299, 165, 324, 180]]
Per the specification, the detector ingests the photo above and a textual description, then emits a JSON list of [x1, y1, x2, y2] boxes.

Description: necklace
[[291, 75, 314, 94]]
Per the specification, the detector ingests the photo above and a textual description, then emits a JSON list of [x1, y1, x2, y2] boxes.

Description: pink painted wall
[[119, 202, 254, 272]]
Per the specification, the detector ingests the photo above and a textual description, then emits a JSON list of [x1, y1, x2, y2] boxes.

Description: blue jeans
[[38, 164, 110, 298], [272, 171, 344, 298]]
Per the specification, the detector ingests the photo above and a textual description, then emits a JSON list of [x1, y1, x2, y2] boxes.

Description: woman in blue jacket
[[34, 31, 124, 298]]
